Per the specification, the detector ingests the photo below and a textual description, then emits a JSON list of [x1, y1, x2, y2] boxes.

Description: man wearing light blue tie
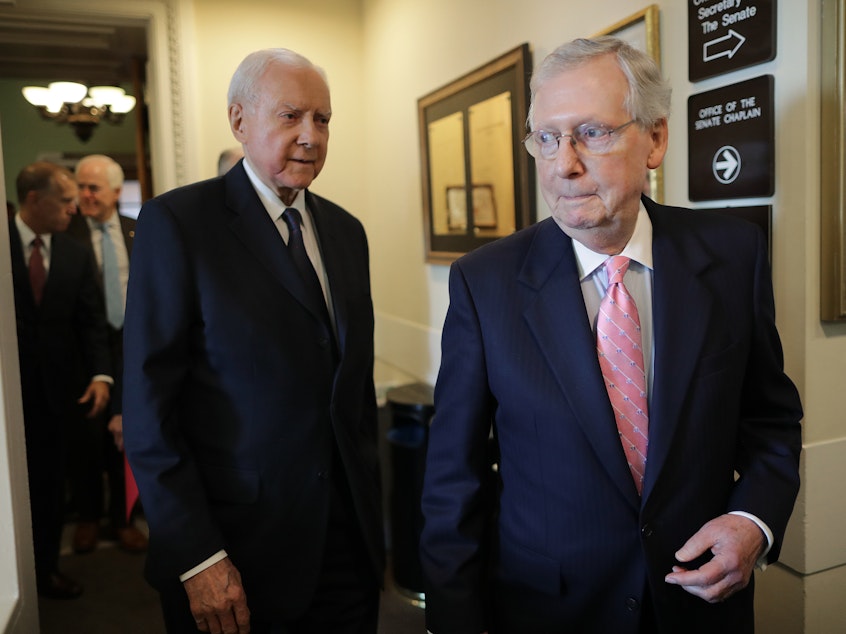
[[66, 154, 147, 554]]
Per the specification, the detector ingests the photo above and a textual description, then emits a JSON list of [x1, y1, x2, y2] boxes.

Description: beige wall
[[184, 0, 366, 216]]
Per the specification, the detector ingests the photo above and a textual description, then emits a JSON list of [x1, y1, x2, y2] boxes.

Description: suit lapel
[[8, 222, 36, 310], [307, 192, 348, 352], [119, 215, 135, 255], [640, 200, 713, 500], [41, 233, 75, 309], [223, 167, 328, 324], [519, 220, 640, 506]]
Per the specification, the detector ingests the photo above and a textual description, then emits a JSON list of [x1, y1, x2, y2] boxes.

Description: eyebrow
[[279, 102, 331, 118]]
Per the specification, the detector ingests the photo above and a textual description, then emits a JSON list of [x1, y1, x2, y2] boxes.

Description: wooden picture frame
[[821, 0, 846, 321], [595, 4, 664, 203], [418, 44, 535, 264]]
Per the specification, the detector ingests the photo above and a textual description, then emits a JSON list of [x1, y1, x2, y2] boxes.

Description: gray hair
[[227, 48, 328, 109], [75, 154, 124, 189], [528, 36, 671, 130]]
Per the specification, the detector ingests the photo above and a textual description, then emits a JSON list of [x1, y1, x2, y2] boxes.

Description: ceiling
[[0, 6, 147, 86]]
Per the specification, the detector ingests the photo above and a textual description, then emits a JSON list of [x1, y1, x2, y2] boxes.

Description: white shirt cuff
[[179, 550, 228, 582], [729, 510, 773, 571]]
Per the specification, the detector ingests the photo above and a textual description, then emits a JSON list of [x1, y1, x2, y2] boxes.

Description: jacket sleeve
[[420, 260, 496, 634], [122, 199, 226, 584], [728, 226, 803, 562]]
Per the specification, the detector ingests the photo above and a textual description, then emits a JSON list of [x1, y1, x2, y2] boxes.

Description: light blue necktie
[[98, 222, 124, 329]]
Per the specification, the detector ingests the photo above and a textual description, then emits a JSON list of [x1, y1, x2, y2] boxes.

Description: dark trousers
[[67, 326, 128, 530], [160, 468, 379, 634], [67, 411, 128, 529]]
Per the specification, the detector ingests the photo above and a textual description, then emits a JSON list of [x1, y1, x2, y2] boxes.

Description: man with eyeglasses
[[420, 36, 801, 634]]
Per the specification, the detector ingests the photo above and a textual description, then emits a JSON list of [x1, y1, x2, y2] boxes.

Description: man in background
[[217, 146, 244, 176], [124, 48, 384, 633], [66, 154, 147, 554], [420, 37, 802, 633], [9, 161, 112, 599]]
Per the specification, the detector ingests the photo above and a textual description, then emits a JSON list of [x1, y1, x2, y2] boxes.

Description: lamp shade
[[22, 86, 51, 106], [88, 85, 126, 106], [110, 94, 136, 114], [48, 81, 87, 103]]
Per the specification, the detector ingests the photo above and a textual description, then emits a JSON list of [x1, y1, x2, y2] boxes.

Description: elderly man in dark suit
[[10, 161, 112, 599], [65, 153, 146, 555], [420, 37, 802, 634], [124, 48, 384, 633]]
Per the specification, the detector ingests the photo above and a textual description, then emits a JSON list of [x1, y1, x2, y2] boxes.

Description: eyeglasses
[[522, 119, 637, 159]]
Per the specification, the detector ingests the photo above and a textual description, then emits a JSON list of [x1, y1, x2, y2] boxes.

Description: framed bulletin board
[[418, 44, 535, 264]]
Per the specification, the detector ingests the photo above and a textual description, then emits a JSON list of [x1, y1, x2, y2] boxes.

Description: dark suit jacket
[[10, 220, 112, 427], [122, 164, 384, 621], [66, 212, 135, 414], [420, 197, 803, 634]]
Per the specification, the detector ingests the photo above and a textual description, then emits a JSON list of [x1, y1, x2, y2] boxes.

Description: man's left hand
[[664, 513, 765, 603], [78, 380, 110, 418]]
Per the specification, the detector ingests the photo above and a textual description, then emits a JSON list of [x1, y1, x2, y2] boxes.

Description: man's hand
[[77, 380, 110, 418], [107, 414, 123, 450], [183, 558, 250, 634], [664, 513, 765, 603]]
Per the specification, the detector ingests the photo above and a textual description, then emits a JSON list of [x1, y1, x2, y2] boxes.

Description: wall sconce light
[[21, 81, 137, 142]]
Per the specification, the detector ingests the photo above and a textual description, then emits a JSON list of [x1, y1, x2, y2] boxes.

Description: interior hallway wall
[[183, 0, 366, 216]]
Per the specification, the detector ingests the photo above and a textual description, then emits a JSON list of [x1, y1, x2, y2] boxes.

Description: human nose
[[552, 136, 584, 177], [296, 119, 321, 147]]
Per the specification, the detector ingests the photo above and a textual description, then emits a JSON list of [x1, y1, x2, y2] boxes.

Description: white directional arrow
[[713, 146, 741, 184], [703, 29, 746, 62]]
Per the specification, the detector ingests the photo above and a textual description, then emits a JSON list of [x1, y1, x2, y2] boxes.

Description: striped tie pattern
[[596, 256, 649, 494]]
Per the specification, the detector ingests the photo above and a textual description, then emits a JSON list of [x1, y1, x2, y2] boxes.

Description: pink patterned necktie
[[596, 256, 649, 494]]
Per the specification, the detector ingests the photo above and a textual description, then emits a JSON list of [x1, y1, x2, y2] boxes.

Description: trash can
[[386, 382, 434, 606]]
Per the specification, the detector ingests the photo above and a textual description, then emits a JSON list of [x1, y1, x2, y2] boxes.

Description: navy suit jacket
[[420, 197, 802, 634], [66, 211, 135, 413], [9, 220, 111, 418], [123, 164, 384, 621]]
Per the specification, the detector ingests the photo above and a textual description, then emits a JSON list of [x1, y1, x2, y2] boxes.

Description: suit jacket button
[[317, 470, 328, 480], [626, 597, 639, 611], [641, 524, 654, 538]]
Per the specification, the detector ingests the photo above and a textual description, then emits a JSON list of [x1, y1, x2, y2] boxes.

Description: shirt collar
[[15, 212, 52, 250], [572, 202, 653, 281], [242, 157, 306, 218], [86, 210, 118, 231]]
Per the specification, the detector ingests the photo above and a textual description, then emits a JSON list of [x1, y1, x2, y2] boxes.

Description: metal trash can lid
[[386, 382, 434, 411]]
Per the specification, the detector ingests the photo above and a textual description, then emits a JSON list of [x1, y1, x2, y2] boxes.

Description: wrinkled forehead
[[255, 63, 330, 108]]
